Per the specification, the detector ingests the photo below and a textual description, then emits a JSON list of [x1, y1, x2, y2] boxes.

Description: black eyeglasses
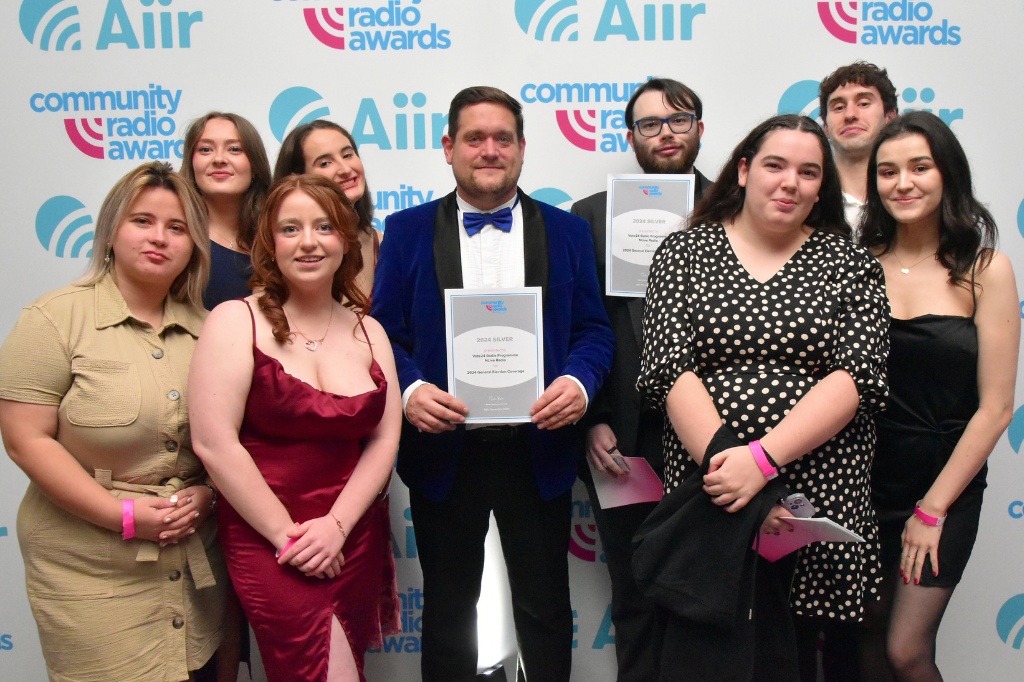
[[631, 113, 697, 137]]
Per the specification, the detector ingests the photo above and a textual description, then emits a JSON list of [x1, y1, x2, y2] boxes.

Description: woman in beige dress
[[0, 162, 225, 682]]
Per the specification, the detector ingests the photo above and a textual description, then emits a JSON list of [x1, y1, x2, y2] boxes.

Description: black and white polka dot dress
[[638, 223, 889, 621]]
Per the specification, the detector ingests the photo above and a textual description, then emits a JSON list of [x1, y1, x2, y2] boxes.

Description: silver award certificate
[[605, 173, 695, 297], [444, 287, 544, 424]]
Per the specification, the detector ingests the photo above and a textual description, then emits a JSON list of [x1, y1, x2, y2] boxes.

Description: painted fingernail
[[160, 533, 167, 540], [189, 528, 195, 535], [914, 578, 920, 585], [164, 517, 172, 523], [193, 512, 200, 520], [904, 576, 910, 584], [169, 495, 178, 504]]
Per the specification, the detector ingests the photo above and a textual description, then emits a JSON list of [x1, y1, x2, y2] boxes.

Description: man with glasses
[[571, 77, 712, 682]]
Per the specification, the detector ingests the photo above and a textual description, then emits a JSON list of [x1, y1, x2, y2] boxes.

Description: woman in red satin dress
[[189, 174, 401, 682]]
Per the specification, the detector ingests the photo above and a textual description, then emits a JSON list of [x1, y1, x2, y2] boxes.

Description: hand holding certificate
[[444, 287, 544, 425], [755, 516, 865, 563]]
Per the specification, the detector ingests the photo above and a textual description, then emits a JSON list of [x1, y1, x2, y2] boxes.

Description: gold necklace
[[891, 250, 935, 275], [284, 304, 334, 352]]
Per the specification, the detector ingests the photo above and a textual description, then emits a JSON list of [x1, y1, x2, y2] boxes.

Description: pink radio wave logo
[[818, 2, 858, 43], [64, 117, 104, 158], [569, 521, 600, 561], [555, 109, 597, 152], [304, 7, 346, 49]]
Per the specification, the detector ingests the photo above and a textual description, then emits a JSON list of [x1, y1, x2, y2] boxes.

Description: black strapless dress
[[873, 315, 985, 587]]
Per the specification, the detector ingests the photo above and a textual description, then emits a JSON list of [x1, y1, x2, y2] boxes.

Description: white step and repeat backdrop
[[1, 1, 1023, 680]]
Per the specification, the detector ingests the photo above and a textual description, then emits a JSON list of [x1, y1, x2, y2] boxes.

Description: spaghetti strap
[[356, 315, 375, 362], [242, 299, 257, 343], [969, 252, 981, 318]]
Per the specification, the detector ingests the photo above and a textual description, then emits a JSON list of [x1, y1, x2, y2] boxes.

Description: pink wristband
[[121, 499, 136, 540], [748, 440, 779, 481], [913, 501, 946, 527], [275, 537, 299, 558]]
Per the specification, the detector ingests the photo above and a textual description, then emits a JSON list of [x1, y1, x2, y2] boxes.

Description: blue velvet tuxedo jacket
[[371, 190, 614, 502]]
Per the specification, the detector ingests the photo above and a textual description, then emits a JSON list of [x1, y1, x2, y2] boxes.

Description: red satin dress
[[217, 302, 399, 681]]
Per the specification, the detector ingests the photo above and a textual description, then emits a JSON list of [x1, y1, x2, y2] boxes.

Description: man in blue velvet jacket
[[371, 86, 613, 682]]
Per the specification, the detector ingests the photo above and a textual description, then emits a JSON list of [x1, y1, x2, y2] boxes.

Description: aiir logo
[[569, 498, 602, 562], [352, 92, 447, 150], [515, 0, 707, 43], [390, 507, 417, 559], [899, 86, 962, 127], [296, 0, 451, 51], [36, 196, 94, 258], [996, 594, 1024, 650], [269, 86, 331, 143], [30, 85, 186, 160], [777, 80, 822, 120], [20, 0, 203, 51], [270, 88, 447, 151], [816, 1, 961, 46], [522, 78, 650, 153]]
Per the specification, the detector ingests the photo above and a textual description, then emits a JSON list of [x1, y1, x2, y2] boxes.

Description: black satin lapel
[[433, 192, 463, 294], [520, 192, 549, 299], [627, 297, 644, 350]]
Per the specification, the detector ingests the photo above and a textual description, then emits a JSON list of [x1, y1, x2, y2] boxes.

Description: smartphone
[[783, 493, 817, 518]]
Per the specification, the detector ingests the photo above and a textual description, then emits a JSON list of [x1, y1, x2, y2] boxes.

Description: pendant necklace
[[285, 304, 334, 352], [211, 229, 237, 251], [892, 250, 935, 275]]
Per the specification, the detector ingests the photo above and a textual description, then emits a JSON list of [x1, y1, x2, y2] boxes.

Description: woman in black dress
[[180, 112, 272, 310], [859, 112, 1018, 681], [637, 114, 889, 680]]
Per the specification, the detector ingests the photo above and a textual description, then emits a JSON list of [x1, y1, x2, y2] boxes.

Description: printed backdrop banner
[[1, 1, 1023, 680]]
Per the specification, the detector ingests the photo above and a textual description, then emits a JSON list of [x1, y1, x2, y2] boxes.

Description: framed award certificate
[[444, 287, 544, 424], [605, 173, 695, 297]]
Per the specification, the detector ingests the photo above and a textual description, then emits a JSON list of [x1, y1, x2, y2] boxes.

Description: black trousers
[[410, 429, 573, 682], [578, 410, 663, 681]]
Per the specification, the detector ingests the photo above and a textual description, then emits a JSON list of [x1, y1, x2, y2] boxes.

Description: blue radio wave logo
[[269, 87, 331, 143], [1008, 405, 1024, 452], [1016, 197, 1024, 240], [515, 0, 579, 42], [20, 0, 82, 51], [530, 187, 574, 209], [36, 196, 94, 258], [777, 80, 822, 120], [997, 594, 1024, 649]]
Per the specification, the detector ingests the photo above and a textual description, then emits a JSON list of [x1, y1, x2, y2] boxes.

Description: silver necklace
[[284, 304, 334, 352]]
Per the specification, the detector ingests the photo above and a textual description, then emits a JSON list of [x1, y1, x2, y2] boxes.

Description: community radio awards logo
[[36, 196, 94, 258], [816, 1, 961, 45], [290, 0, 451, 51], [20, 0, 204, 51], [569, 498, 602, 562], [30, 84, 186, 160], [522, 78, 651, 153], [515, 0, 707, 42]]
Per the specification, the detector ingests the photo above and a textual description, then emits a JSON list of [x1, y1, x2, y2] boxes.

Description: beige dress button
[[168, 390, 180, 401], [169, 570, 181, 582], [172, 617, 184, 629]]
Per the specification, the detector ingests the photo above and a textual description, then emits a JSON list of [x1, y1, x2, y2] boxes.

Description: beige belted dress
[[0, 274, 226, 682]]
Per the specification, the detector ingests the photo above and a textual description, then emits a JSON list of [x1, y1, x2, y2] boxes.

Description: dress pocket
[[65, 359, 141, 427]]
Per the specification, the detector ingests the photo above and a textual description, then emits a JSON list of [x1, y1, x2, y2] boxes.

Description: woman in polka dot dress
[[638, 114, 889, 680]]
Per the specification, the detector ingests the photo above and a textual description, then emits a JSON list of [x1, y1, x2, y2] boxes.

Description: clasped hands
[[130, 485, 214, 547], [275, 515, 348, 580], [406, 377, 585, 433]]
